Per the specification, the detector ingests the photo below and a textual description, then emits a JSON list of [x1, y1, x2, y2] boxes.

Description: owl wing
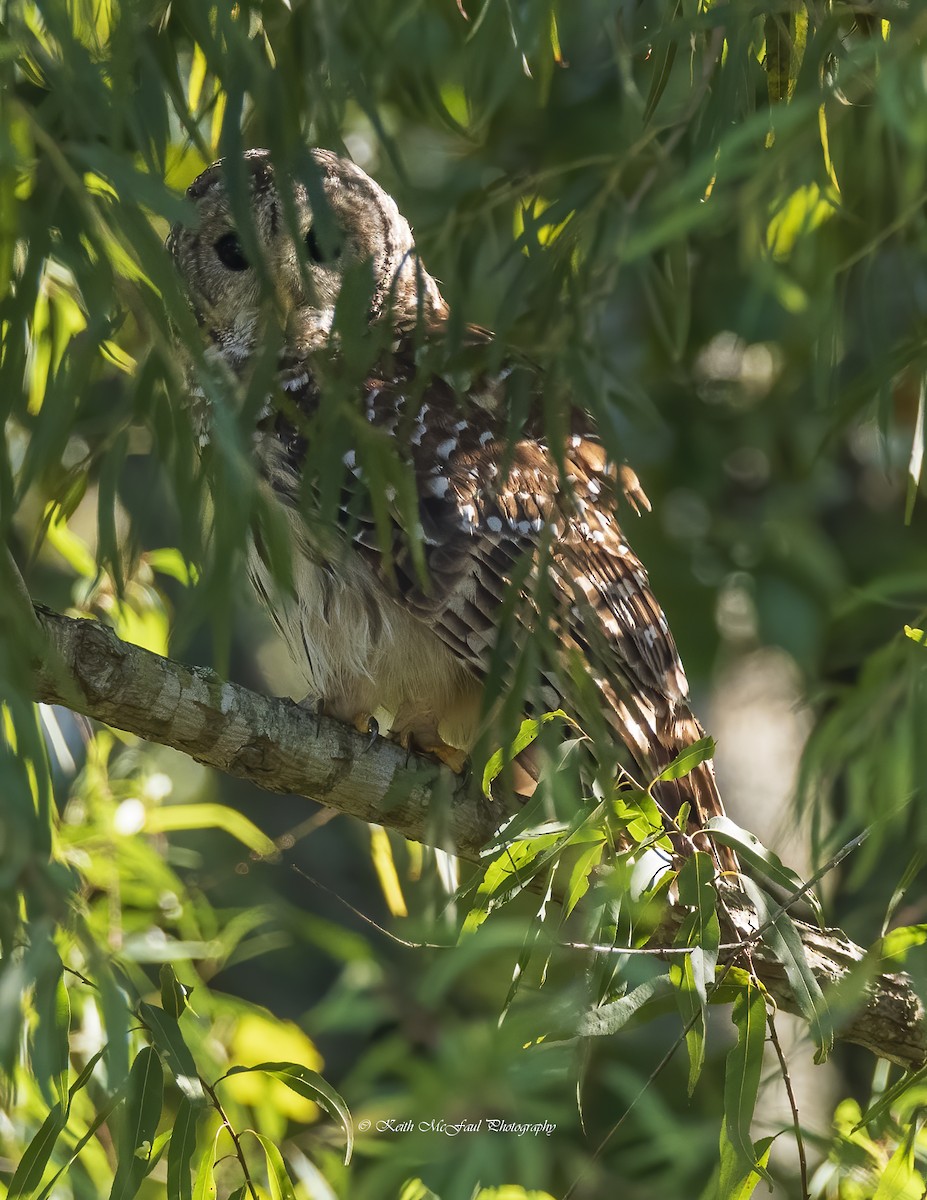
[[374, 368, 718, 835], [267, 327, 723, 839], [399, 431, 724, 835]]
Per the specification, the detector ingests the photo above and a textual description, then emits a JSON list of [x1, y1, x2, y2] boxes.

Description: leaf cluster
[[5, 1, 927, 1198]]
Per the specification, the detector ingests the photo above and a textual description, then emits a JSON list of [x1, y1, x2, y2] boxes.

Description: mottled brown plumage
[[167, 148, 726, 854]]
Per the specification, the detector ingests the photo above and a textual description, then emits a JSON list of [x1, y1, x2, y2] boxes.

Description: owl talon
[[353, 713, 379, 750], [297, 695, 326, 737], [422, 744, 468, 773], [396, 730, 414, 767]]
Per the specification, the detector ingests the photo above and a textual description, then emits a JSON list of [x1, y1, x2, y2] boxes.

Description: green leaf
[[642, 4, 681, 125], [482, 711, 575, 797], [563, 837, 606, 918], [67, 1047, 107, 1111], [109, 1045, 164, 1200], [882, 851, 927, 934], [722, 984, 772, 1185], [701, 1128, 776, 1200], [166, 1095, 205, 1200], [704, 816, 823, 924], [43, 506, 99, 579], [612, 785, 668, 845], [148, 1129, 171, 1175], [35, 1086, 126, 1200], [856, 1063, 927, 1132], [32, 959, 70, 1106], [579, 974, 675, 1037], [878, 923, 927, 964], [464, 833, 562, 932], [99, 966, 131, 1089], [740, 878, 833, 1061], [250, 1131, 297, 1200], [147, 547, 199, 586], [7, 1103, 67, 1198], [160, 963, 191, 1020], [672, 942, 716, 1083], [766, 182, 836, 258], [676, 849, 718, 910], [144, 803, 277, 856], [398, 1181, 441, 1200], [223, 1062, 353, 1164], [671, 853, 720, 1093], [653, 737, 715, 784], [138, 1002, 205, 1101], [192, 1127, 222, 1200], [873, 1120, 925, 1200]]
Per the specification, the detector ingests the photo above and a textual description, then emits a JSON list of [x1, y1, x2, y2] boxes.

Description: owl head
[[167, 148, 445, 367]]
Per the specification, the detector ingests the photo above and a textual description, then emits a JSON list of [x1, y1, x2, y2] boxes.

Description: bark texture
[[32, 605, 927, 1070]]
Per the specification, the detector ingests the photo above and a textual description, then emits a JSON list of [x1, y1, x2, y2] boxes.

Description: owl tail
[[602, 688, 736, 874], [654, 712, 738, 875]]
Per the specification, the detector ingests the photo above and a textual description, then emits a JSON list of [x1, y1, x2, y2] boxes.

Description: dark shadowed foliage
[[3, 2, 927, 1198]]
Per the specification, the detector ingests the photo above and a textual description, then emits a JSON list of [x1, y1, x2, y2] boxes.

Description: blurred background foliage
[[3, 0, 927, 1196]]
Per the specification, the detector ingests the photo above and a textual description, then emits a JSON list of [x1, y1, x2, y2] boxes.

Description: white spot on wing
[[283, 373, 309, 392]]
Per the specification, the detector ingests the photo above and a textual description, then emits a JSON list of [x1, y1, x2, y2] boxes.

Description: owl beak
[[284, 304, 334, 358], [273, 277, 300, 327]]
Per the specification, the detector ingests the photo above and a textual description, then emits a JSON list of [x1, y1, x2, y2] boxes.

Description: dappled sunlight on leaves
[[4, 0, 927, 1196]]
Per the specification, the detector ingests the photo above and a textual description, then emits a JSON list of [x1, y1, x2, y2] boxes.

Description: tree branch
[[33, 605, 499, 858], [31, 605, 927, 1070]]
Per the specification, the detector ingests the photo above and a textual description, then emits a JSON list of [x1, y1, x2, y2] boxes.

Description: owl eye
[[214, 232, 250, 271], [305, 226, 340, 265]]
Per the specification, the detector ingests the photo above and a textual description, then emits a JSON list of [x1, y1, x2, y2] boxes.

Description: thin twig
[[289, 862, 449, 948], [766, 1007, 811, 1200], [565, 880, 757, 1199], [625, 23, 727, 215], [709, 829, 869, 955], [201, 1078, 260, 1200], [561, 1007, 701, 1200], [716, 888, 810, 1196], [26, 604, 927, 1068], [561, 940, 696, 957]]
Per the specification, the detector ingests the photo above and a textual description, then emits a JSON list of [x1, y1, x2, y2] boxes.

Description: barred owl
[[167, 148, 726, 853]]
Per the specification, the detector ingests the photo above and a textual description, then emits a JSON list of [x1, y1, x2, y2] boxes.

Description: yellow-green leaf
[[144, 803, 276, 856], [224, 1062, 352, 1165], [369, 824, 407, 917]]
